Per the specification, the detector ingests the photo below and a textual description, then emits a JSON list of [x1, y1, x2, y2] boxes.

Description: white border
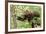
[[8, 2, 43, 32]]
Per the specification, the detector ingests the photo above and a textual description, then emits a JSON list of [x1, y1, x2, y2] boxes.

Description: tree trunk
[[13, 15, 17, 29]]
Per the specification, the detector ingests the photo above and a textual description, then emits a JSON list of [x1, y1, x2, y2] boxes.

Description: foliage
[[10, 5, 41, 29]]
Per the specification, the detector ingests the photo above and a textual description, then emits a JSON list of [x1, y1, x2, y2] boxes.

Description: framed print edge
[[5, 0, 8, 34], [5, 0, 45, 34]]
